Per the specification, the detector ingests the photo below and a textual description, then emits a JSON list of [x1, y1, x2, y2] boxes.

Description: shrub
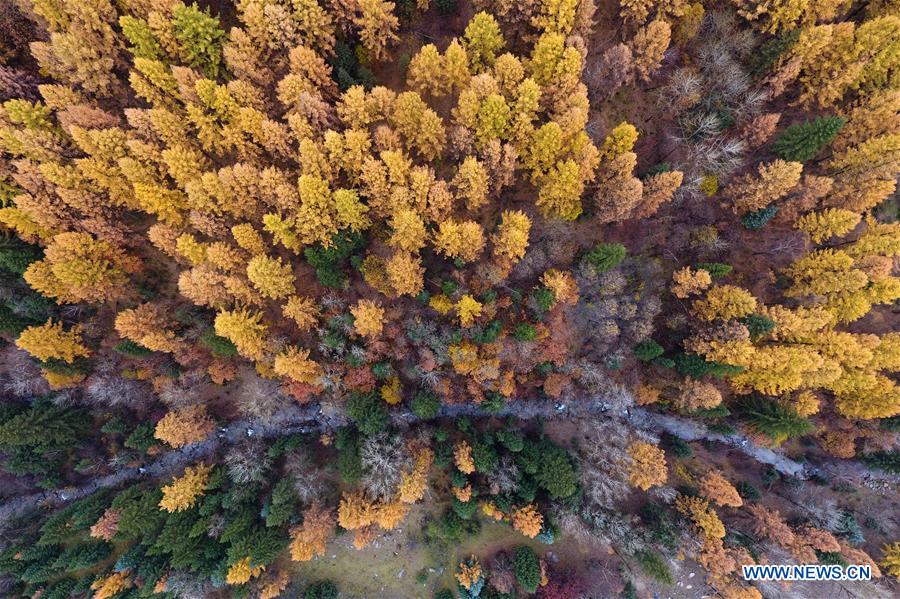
[[633, 340, 664, 362], [114, 340, 153, 358], [513, 322, 537, 342], [304, 580, 338, 599], [513, 546, 541, 593], [529, 287, 555, 318], [862, 451, 900, 474], [634, 549, 673, 585], [201, 330, 238, 357], [695, 262, 732, 278], [736, 481, 761, 501], [536, 444, 577, 499], [739, 314, 775, 339], [471, 438, 498, 473], [345, 392, 389, 435], [584, 243, 626, 273], [665, 435, 693, 458], [741, 204, 778, 230], [435, 0, 457, 14], [452, 498, 478, 519], [410, 392, 440, 419]]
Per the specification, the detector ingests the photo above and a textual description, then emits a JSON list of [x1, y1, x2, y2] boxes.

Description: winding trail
[[3, 392, 880, 523]]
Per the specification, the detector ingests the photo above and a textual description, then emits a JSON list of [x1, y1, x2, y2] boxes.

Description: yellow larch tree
[[541, 269, 579, 305], [398, 447, 434, 503], [536, 159, 584, 220], [154, 405, 215, 448], [91, 573, 132, 599], [333, 189, 372, 232], [796, 208, 862, 243], [385, 251, 425, 296], [631, 19, 671, 82], [407, 44, 445, 96], [226, 556, 265, 585], [24, 232, 137, 304], [380, 376, 403, 405], [214, 309, 268, 361], [512, 504, 543, 538], [628, 441, 667, 490], [454, 440, 475, 474], [16, 320, 90, 363], [491, 210, 532, 265], [231, 223, 267, 255], [159, 463, 212, 513], [175, 234, 207, 265], [282, 295, 320, 330], [699, 470, 743, 508], [354, 0, 400, 61], [351, 299, 385, 338], [453, 156, 490, 211], [672, 267, 712, 299], [388, 209, 427, 253], [114, 303, 182, 353], [274, 347, 324, 386], [433, 219, 486, 263], [723, 159, 803, 214], [475, 94, 510, 146], [337, 491, 376, 530], [881, 542, 900, 578], [456, 557, 482, 591], [599, 122, 638, 160], [693, 285, 758, 322], [456, 295, 483, 327], [784, 249, 869, 299], [289, 503, 336, 561], [374, 501, 409, 530], [463, 12, 505, 71], [390, 91, 446, 160], [676, 494, 726, 541], [295, 174, 339, 246], [444, 39, 472, 92]]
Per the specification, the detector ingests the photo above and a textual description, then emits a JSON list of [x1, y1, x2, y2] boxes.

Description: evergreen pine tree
[[739, 396, 813, 441], [773, 116, 846, 162]]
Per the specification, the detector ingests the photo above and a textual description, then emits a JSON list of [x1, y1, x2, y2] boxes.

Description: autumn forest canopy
[[0, 0, 899, 596]]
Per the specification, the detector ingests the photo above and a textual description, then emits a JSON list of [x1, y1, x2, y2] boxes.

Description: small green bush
[[513, 546, 541, 593], [513, 322, 537, 342], [695, 262, 732, 278], [634, 549, 673, 585], [584, 243, 626, 273], [410, 391, 440, 419], [345, 392, 389, 435], [633, 339, 664, 362], [736, 481, 761, 501]]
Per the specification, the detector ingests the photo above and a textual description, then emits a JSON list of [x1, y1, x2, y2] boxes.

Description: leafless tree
[[225, 439, 272, 484], [360, 432, 410, 501]]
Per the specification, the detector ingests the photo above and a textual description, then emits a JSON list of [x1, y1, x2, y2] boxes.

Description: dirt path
[[3, 391, 879, 524]]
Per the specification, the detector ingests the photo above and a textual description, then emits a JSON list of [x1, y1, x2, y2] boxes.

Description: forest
[[0, 0, 898, 596]]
